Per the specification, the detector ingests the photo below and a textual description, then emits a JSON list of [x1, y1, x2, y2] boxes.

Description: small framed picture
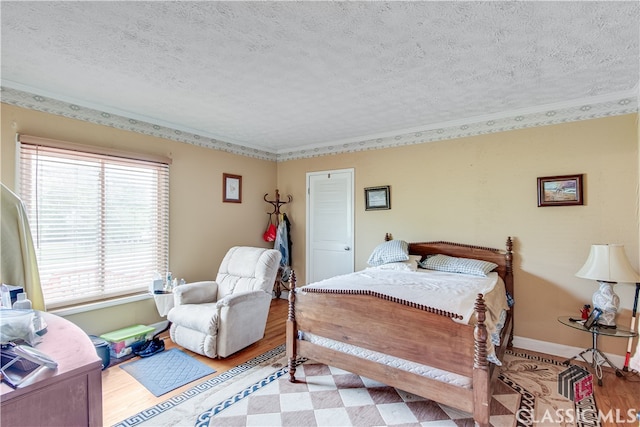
[[365, 186, 391, 211], [537, 174, 584, 207], [223, 173, 242, 203]]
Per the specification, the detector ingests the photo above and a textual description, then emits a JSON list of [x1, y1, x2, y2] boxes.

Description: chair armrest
[[215, 290, 269, 308], [173, 281, 218, 306]]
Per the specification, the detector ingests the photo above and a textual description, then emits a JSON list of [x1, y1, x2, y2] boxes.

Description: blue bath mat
[[120, 348, 215, 396]]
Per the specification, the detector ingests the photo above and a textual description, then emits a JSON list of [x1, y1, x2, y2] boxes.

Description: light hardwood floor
[[103, 298, 639, 426]]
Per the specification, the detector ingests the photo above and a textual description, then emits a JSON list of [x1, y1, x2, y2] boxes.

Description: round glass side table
[[557, 316, 637, 386]]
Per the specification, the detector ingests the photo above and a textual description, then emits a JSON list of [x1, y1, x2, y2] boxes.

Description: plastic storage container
[[99, 325, 155, 358]]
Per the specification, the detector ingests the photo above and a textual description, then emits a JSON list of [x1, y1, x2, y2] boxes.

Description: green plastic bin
[[100, 324, 155, 358]]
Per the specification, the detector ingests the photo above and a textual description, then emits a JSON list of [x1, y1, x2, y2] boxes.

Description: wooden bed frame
[[286, 237, 514, 426]]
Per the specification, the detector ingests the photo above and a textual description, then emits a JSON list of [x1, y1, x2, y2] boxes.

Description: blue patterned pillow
[[418, 254, 497, 276], [367, 240, 409, 266]]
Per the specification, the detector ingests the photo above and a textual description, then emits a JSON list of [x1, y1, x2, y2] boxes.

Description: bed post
[[473, 294, 490, 427], [505, 236, 514, 347], [287, 270, 298, 382]]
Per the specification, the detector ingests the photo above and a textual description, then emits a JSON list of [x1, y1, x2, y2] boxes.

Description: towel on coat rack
[[283, 213, 292, 266], [274, 220, 289, 267], [274, 213, 293, 282]]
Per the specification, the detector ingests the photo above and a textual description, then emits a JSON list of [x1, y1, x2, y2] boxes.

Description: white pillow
[[367, 240, 409, 266], [418, 254, 497, 277]]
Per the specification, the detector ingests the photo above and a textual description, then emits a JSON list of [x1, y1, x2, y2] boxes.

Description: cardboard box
[[1, 284, 24, 308], [100, 325, 155, 358]]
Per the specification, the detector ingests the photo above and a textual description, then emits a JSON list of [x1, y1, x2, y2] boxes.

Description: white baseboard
[[512, 335, 625, 368], [148, 320, 170, 335]]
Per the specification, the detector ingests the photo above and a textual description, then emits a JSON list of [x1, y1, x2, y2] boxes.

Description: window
[[18, 135, 170, 309]]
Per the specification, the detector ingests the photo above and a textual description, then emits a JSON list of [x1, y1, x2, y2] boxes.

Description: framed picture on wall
[[537, 174, 584, 207], [223, 173, 242, 203], [365, 186, 390, 211]]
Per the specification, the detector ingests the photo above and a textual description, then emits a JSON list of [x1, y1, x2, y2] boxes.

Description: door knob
[[344, 246, 351, 251]]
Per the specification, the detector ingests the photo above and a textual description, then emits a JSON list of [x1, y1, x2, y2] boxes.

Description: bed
[[286, 237, 514, 427]]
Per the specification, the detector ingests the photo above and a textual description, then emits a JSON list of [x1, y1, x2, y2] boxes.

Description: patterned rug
[[115, 346, 600, 427], [114, 345, 288, 427]]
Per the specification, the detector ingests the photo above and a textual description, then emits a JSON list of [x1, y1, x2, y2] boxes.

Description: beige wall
[[1, 104, 277, 335], [2, 103, 639, 356], [278, 114, 639, 356]]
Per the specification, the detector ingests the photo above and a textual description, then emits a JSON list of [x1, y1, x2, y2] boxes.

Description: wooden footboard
[[287, 237, 514, 427]]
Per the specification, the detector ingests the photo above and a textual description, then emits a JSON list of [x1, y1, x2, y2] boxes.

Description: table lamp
[[575, 244, 640, 327]]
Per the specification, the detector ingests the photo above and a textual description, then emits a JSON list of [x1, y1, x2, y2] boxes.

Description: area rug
[[115, 347, 601, 427], [114, 345, 286, 426], [120, 348, 216, 397]]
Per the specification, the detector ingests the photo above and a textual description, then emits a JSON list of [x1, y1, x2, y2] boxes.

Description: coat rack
[[264, 189, 292, 222], [264, 189, 292, 299]]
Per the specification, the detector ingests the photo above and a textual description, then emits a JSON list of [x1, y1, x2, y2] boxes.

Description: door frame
[[305, 168, 355, 284]]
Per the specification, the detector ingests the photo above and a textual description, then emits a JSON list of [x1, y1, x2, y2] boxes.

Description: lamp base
[[592, 281, 619, 327]]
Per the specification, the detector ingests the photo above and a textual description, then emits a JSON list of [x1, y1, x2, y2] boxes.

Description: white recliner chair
[[167, 246, 281, 358]]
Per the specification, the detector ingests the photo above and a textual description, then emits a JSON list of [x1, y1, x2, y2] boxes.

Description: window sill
[[49, 293, 152, 317]]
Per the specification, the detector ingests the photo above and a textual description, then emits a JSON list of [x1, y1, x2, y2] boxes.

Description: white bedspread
[[301, 268, 504, 325]]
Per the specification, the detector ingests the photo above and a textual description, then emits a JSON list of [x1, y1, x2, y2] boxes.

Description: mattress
[[298, 268, 509, 366], [301, 331, 473, 389]]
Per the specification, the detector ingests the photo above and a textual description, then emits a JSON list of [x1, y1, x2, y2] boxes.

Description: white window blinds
[[18, 135, 170, 308]]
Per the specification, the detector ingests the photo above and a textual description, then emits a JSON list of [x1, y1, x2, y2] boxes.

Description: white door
[[306, 169, 354, 284]]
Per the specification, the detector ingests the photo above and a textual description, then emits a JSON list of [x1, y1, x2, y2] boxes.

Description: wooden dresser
[[1, 311, 102, 426]]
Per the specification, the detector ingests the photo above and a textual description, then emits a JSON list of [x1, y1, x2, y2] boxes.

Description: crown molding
[[2, 86, 637, 163]]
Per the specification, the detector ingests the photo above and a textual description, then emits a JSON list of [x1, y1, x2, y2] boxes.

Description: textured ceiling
[[1, 1, 638, 161]]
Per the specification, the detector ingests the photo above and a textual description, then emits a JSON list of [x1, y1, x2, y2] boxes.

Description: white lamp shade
[[576, 244, 640, 283]]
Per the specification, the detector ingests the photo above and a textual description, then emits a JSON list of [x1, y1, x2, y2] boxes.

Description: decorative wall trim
[[2, 86, 637, 163], [0, 86, 278, 162]]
